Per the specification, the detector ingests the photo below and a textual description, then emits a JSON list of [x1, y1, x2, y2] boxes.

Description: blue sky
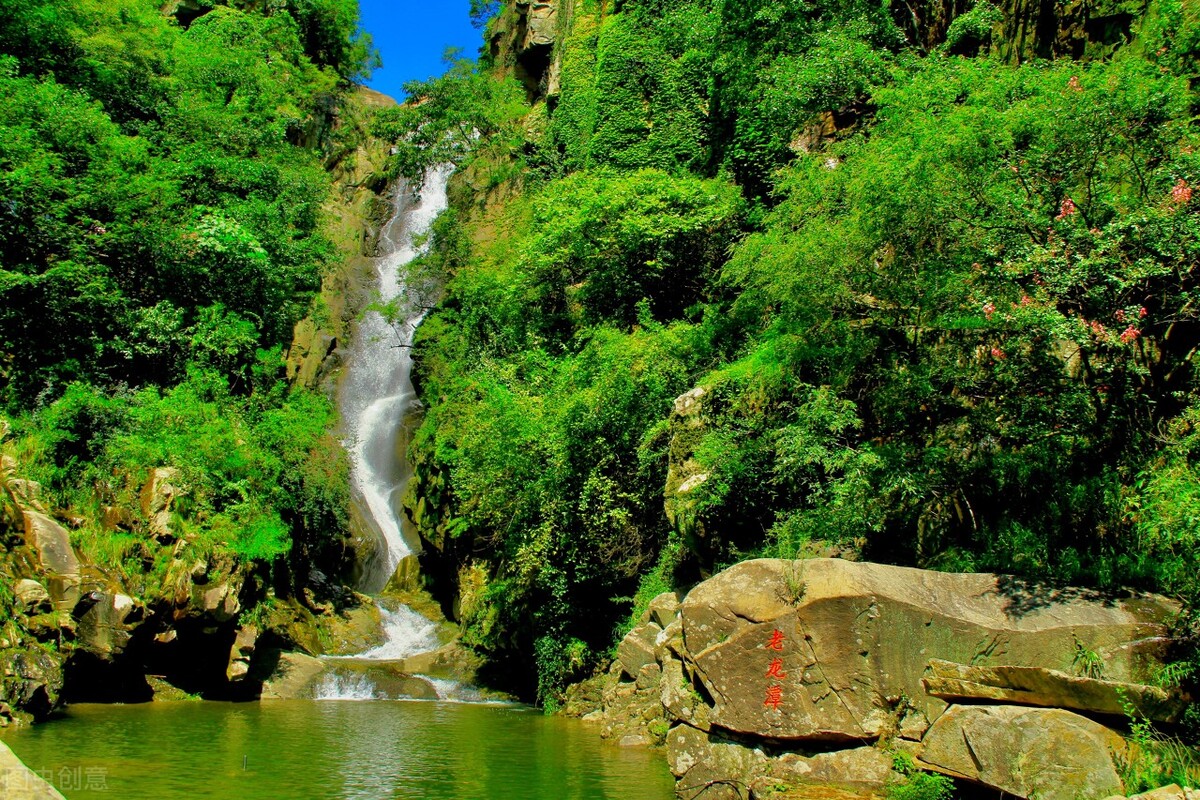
[[358, 0, 484, 101]]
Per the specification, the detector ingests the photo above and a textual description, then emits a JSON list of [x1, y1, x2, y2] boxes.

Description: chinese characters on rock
[[764, 628, 786, 711]]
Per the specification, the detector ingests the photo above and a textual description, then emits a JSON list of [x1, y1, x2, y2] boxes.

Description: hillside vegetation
[[0, 0, 384, 717], [382, 0, 1200, 704]]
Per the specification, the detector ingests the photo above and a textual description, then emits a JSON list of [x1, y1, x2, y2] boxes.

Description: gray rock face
[[515, 0, 558, 49], [918, 705, 1126, 800]]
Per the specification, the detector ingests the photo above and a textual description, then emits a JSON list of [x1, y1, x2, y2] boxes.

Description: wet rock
[[317, 600, 385, 656], [917, 704, 1126, 800], [0, 741, 66, 798], [383, 554, 423, 594], [396, 642, 480, 683], [680, 558, 1175, 743], [325, 661, 440, 700], [260, 651, 327, 700]]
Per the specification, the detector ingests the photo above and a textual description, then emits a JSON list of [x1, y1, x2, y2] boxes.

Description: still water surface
[[3, 700, 675, 800]]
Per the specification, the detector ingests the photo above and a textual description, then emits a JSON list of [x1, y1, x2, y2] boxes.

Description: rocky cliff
[[569, 558, 1190, 799]]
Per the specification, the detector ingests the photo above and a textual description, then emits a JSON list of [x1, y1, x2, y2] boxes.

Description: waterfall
[[339, 165, 452, 593], [317, 166, 455, 703]]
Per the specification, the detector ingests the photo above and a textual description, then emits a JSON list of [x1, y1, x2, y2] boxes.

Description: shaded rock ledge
[[564, 558, 1189, 800]]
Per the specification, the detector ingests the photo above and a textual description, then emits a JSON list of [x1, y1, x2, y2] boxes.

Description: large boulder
[[641, 591, 682, 628], [917, 704, 1127, 800], [0, 741, 66, 799], [680, 559, 1175, 742]]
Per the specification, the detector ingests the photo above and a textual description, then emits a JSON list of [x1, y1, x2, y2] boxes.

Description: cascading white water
[[339, 165, 452, 592], [355, 606, 441, 660], [319, 166, 457, 702], [313, 672, 380, 701]]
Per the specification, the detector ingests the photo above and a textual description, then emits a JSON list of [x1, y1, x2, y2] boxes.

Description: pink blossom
[[1090, 320, 1106, 336], [1068, 76, 1082, 92], [1056, 197, 1078, 220], [1139, 306, 1148, 318], [1120, 326, 1140, 344], [991, 347, 1006, 360], [1115, 309, 1126, 323], [1172, 179, 1193, 205], [983, 302, 996, 319], [1021, 295, 1033, 305]]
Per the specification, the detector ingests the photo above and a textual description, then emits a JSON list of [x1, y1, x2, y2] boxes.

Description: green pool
[[2, 700, 675, 800]]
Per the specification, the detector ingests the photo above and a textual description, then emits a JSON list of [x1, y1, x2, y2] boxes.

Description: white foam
[[339, 165, 452, 591]]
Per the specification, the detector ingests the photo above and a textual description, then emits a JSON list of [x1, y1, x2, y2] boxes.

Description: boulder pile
[[571, 558, 1190, 800]]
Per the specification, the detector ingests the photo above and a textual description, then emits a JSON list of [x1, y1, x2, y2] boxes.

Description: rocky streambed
[[568, 558, 1195, 800]]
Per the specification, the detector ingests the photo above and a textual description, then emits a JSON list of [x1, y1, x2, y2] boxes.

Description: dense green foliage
[[0, 0, 371, 576], [383, 0, 1200, 702]]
